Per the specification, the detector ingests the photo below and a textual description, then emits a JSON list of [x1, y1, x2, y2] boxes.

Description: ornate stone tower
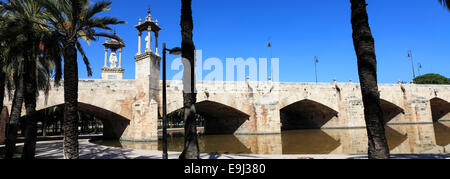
[[102, 32, 125, 80], [134, 8, 162, 103], [121, 8, 161, 142]]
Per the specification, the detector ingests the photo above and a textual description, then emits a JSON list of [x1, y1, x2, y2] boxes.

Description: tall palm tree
[[350, 0, 390, 159], [0, 14, 7, 109], [0, 0, 55, 159], [0, 5, 29, 158], [39, 0, 125, 159], [179, 0, 200, 159], [0, 62, 5, 110], [2, 53, 25, 160]]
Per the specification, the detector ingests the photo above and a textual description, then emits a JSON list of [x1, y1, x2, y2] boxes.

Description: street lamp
[[268, 37, 273, 81], [408, 50, 416, 83], [162, 43, 181, 159], [314, 56, 319, 83], [418, 63, 423, 76]]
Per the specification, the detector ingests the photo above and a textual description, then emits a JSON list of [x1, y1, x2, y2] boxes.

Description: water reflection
[[281, 130, 340, 154], [385, 126, 408, 151], [92, 122, 450, 155], [434, 122, 450, 147]]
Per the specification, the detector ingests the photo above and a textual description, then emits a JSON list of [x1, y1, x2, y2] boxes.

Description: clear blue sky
[[77, 0, 450, 83]]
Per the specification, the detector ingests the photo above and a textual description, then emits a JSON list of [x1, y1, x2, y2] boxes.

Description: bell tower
[[101, 32, 126, 80]]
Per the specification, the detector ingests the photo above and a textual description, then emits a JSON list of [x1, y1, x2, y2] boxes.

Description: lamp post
[[162, 43, 181, 159], [418, 63, 422, 77], [408, 50, 416, 83], [314, 56, 319, 83], [268, 37, 273, 81]]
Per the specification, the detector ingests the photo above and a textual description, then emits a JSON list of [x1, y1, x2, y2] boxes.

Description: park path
[[0, 139, 438, 159]]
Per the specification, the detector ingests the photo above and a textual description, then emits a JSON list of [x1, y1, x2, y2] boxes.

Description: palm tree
[[0, 62, 5, 110], [2, 52, 25, 160], [0, 0, 56, 159], [0, 6, 28, 159], [38, 0, 125, 159], [179, 0, 200, 159], [350, 0, 390, 159], [0, 14, 7, 109]]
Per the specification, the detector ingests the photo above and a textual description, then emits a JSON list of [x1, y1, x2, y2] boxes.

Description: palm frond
[[76, 41, 92, 77], [93, 32, 124, 43], [82, 16, 126, 31], [439, 0, 450, 11], [84, 0, 111, 20]]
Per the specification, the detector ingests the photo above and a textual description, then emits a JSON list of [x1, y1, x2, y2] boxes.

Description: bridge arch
[[380, 99, 405, 124], [167, 100, 250, 134], [29, 102, 130, 140], [280, 99, 339, 130], [430, 98, 450, 122]]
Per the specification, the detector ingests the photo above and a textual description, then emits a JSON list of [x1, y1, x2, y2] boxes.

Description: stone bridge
[[2, 10, 450, 142], [3, 78, 450, 142]]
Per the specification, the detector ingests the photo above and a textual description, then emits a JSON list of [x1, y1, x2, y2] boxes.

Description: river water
[[92, 121, 450, 155]]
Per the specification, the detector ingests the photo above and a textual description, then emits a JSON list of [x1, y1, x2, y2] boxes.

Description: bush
[[414, 73, 450, 85]]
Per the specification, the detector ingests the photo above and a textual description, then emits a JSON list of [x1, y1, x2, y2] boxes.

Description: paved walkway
[[0, 139, 445, 159]]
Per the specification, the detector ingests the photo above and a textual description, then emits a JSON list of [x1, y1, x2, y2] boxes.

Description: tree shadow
[[203, 153, 266, 159], [347, 154, 450, 159], [33, 140, 162, 159]]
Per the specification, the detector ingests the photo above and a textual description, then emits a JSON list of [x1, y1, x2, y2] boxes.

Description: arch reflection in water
[[281, 130, 340, 154], [434, 122, 450, 147], [92, 123, 450, 155]]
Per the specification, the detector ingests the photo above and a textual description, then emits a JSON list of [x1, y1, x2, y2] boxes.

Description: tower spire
[[146, 6, 152, 21]]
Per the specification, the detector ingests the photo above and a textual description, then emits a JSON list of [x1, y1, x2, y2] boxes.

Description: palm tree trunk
[[350, 0, 390, 159], [179, 0, 200, 159], [4, 65, 25, 159], [62, 42, 79, 159], [22, 56, 38, 159], [0, 70, 5, 108]]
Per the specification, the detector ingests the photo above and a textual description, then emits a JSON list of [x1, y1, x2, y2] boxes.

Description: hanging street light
[[162, 43, 181, 159], [315, 56, 319, 83], [418, 63, 423, 77], [408, 50, 416, 83]]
